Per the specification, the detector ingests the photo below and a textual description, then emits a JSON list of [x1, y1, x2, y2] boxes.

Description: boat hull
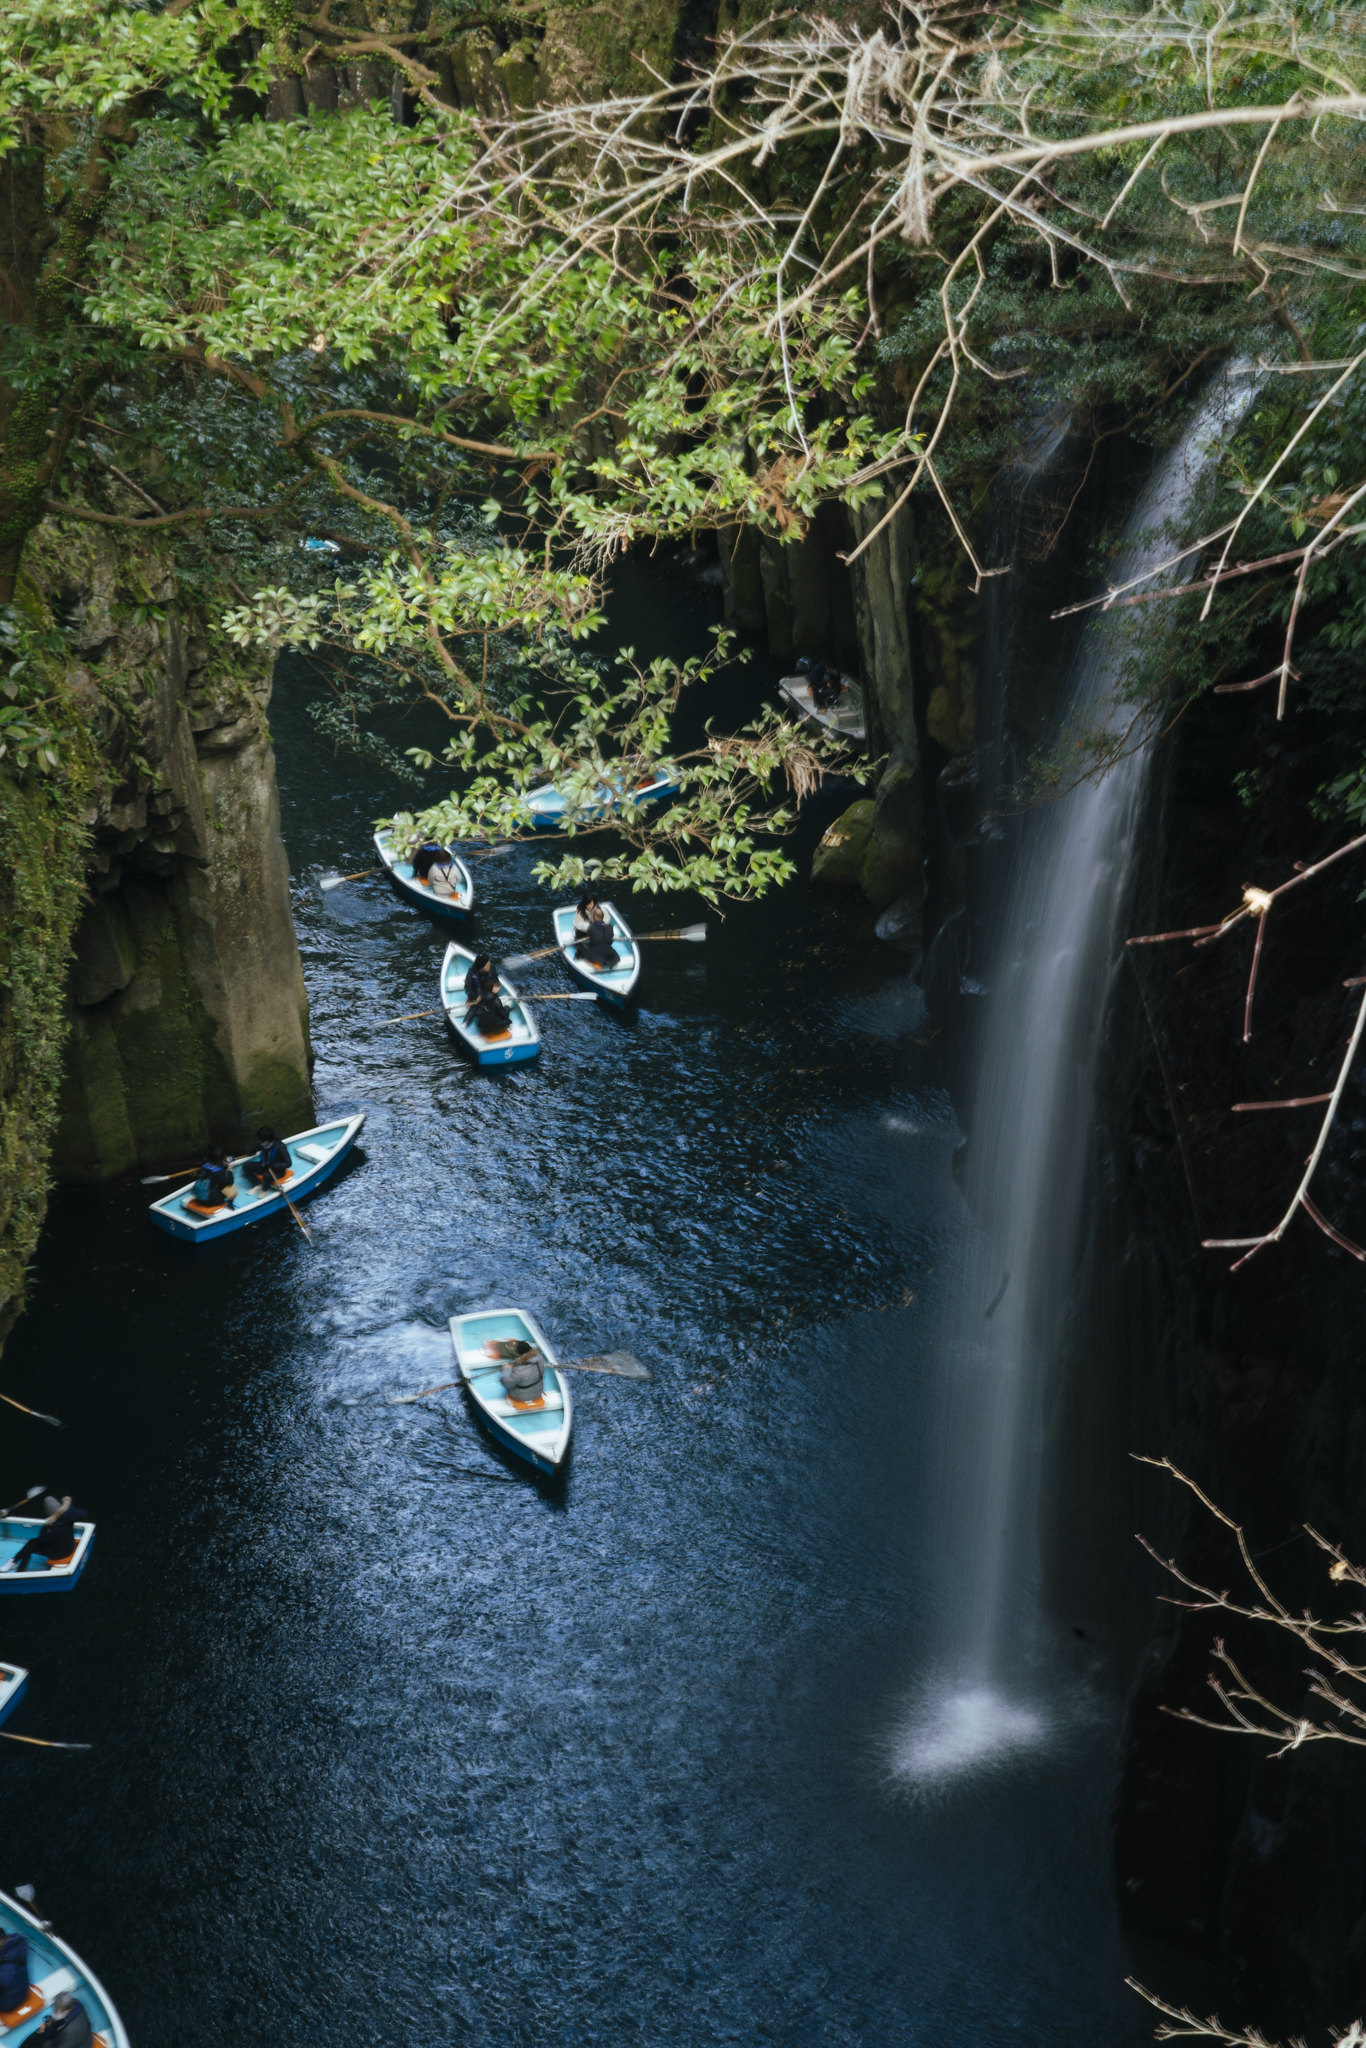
[[449, 1308, 573, 1475], [374, 829, 474, 922], [778, 675, 866, 744], [0, 1664, 28, 1724], [0, 1520, 95, 1595], [551, 904, 640, 1008], [524, 769, 679, 824], [0, 1886, 130, 2048], [441, 945, 541, 1067], [147, 1114, 366, 1243]]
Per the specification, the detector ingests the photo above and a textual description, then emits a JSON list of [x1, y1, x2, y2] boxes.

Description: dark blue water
[[1, 557, 1146, 2046]]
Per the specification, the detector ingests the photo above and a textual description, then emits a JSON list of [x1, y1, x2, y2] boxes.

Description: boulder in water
[[810, 799, 875, 888], [874, 891, 924, 966]]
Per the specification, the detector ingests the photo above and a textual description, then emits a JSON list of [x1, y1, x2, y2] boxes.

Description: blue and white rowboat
[[373, 827, 474, 922], [551, 903, 640, 1008], [523, 766, 678, 824], [440, 945, 541, 1067], [448, 1308, 573, 1475], [0, 1520, 94, 1595], [778, 674, 866, 744], [0, 1664, 28, 1723], [0, 1886, 129, 2046], [147, 1113, 366, 1243]]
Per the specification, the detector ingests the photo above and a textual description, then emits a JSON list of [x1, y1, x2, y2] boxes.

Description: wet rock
[[811, 799, 875, 888], [69, 897, 135, 1008], [858, 758, 923, 910], [874, 890, 924, 962], [20, 520, 313, 1185]]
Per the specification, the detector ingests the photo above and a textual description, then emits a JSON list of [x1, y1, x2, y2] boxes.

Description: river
[[1, 554, 1147, 2047]]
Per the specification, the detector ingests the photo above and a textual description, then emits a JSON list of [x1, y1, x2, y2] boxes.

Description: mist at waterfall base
[[890, 374, 1256, 1793], [0, 557, 1144, 2046]]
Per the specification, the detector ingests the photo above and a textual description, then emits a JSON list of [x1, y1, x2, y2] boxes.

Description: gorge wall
[[40, 523, 313, 1184], [723, 418, 1366, 2037], [0, 519, 313, 1341]]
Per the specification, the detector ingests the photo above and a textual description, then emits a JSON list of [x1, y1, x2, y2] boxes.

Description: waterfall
[[893, 372, 1253, 1785]]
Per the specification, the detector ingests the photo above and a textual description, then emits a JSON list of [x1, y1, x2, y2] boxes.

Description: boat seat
[[489, 1393, 564, 1418], [32, 1971, 76, 2004], [0, 1988, 43, 2028], [295, 1144, 328, 1165]]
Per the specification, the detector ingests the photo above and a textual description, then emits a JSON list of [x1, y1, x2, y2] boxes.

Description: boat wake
[[885, 1681, 1051, 1790]]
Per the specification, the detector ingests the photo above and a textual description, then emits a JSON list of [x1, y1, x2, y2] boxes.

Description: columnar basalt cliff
[[38, 520, 317, 1179], [34, 525, 313, 1183], [0, 519, 312, 1341]]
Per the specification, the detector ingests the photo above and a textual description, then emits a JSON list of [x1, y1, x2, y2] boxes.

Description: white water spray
[[892, 375, 1253, 1786]]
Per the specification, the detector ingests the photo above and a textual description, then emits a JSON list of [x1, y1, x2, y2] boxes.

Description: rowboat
[[0, 1664, 27, 1724], [778, 673, 867, 744], [0, 1886, 129, 2046], [147, 1113, 366, 1243], [448, 1307, 573, 1475], [523, 765, 679, 824], [440, 945, 541, 1067], [0, 1519, 94, 1594], [373, 826, 474, 922], [551, 903, 641, 1007]]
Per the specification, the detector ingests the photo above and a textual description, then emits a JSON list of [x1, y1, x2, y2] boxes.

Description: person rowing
[[409, 836, 446, 881], [812, 660, 843, 712], [244, 1126, 292, 1189], [572, 894, 619, 970], [2, 1494, 81, 1575], [496, 1340, 546, 1408], [411, 837, 462, 898], [33, 1991, 93, 2047], [464, 954, 510, 1035], [189, 1147, 237, 1213], [0, 1930, 29, 2016]]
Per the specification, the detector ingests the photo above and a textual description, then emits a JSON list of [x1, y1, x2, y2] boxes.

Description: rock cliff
[[33, 524, 313, 1183], [0, 519, 312, 1340]]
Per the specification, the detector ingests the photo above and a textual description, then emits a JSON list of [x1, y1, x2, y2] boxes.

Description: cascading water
[[894, 372, 1253, 1785]]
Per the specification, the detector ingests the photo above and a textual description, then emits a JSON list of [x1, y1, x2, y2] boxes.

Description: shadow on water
[[1, 552, 1146, 2045]]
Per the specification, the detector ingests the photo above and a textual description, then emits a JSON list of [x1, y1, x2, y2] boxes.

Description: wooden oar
[[319, 867, 380, 891], [0, 1396, 62, 1430], [141, 1149, 250, 1186], [0, 1488, 47, 1517], [504, 924, 706, 969], [267, 1167, 313, 1245], [376, 993, 599, 1027], [390, 1351, 649, 1402], [0, 1731, 92, 1753]]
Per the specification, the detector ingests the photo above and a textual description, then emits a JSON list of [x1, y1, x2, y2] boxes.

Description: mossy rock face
[[13, 520, 313, 1206], [858, 760, 925, 911], [926, 679, 976, 756], [811, 799, 876, 888]]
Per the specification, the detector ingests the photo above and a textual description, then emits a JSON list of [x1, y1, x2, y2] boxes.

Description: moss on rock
[[811, 799, 876, 888]]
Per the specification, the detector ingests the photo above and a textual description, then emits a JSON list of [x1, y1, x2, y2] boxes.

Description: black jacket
[[0, 1933, 28, 2009], [36, 2000, 92, 2048], [253, 1138, 291, 1178]]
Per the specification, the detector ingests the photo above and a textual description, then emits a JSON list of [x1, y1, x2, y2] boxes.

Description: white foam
[[888, 1684, 1049, 1784]]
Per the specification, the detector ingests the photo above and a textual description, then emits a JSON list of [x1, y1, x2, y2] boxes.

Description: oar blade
[[0, 1397, 63, 1429], [320, 868, 379, 891], [568, 1351, 651, 1379], [679, 924, 707, 941]]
